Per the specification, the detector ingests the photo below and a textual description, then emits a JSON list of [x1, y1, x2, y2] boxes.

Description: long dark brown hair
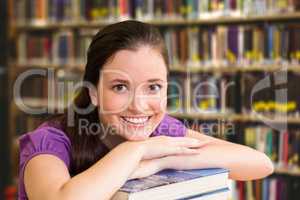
[[51, 20, 169, 176]]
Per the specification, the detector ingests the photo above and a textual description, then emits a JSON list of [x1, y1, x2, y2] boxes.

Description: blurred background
[[1, 0, 300, 199]]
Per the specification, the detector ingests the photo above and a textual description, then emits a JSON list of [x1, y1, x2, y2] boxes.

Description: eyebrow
[[110, 78, 164, 84], [148, 78, 164, 83], [110, 79, 130, 84]]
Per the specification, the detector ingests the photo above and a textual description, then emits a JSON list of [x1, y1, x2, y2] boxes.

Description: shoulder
[[19, 122, 72, 170], [150, 114, 187, 137], [18, 122, 72, 199]]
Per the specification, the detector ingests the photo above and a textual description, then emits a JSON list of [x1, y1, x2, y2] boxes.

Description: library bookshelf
[[12, 12, 300, 30], [7, 0, 300, 199]]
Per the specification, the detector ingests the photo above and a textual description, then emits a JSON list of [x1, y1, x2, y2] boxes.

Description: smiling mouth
[[120, 116, 152, 126]]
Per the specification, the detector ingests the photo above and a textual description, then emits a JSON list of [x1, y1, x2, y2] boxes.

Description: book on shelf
[[12, 0, 300, 24], [14, 0, 74, 24], [77, 29, 94, 65], [8, 2, 300, 200], [241, 72, 300, 117], [15, 69, 81, 111], [244, 126, 300, 170], [14, 112, 46, 136], [224, 124, 300, 200], [17, 30, 76, 66], [163, 24, 300, 69], [167, 73, 238, 115], [18, 72, 48, 98], [167, 74, 187, 113], [52, 30, 75, 65], [231, 176, 300, 200], [111, 168, 229, 200], [16, 24, 300, 70], [190, 73, 220, 113]]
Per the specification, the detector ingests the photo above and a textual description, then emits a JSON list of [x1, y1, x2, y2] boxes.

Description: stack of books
[[112, 168, 229, 200]]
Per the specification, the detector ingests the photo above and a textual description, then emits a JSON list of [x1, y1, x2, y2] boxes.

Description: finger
[[172, 146, 201, 155], [189, 140, 211, 148], [171, 137, 211, 148], [168, 137, 199, 146]]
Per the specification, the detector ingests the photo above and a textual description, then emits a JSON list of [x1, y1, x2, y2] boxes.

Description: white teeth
[[121, 116, 150, 124]]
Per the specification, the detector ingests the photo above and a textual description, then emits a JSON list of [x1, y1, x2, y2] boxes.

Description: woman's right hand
[[134, 136, 210, 160]]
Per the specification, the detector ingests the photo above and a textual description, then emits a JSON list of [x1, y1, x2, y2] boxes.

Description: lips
[[120, 116, 152, 126]]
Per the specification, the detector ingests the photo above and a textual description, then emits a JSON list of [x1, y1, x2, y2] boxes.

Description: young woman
[[19, 20, 274, 200]]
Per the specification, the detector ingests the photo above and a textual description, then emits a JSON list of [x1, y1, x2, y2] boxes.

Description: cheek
[[149, 90, 168, 112], [99, 91, 131, 113], [148, 96, 167, 112]]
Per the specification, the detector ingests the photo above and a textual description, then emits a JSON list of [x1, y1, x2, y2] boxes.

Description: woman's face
[[90, 46, 168, 141]]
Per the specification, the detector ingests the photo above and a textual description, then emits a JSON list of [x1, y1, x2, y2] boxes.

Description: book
[[16, 24, 300, 69], [111, 168, 229, 200], [234, 176, 300, 200], [241, 71, 299, 116], [8, 2, 300, 200], [12, 0, 300, 24], [188, 73, 238, 114], [167, 74, 186, 113], [244, 126, 300, 169], [180, 188, 229, 200]]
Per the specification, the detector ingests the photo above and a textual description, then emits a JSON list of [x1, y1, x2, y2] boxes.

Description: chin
[[120, 125, 154, 141], [117, 113, 163, 140], [124, 133, 150, 141]]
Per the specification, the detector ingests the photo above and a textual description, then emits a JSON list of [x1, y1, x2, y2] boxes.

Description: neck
[[101, 129, 126, 150]]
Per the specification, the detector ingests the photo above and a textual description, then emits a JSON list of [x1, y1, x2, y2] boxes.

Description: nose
[[127, 90, 150, 115]]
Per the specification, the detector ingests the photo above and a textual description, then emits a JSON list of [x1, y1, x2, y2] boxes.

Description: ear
[[88, 87, 98, 106]]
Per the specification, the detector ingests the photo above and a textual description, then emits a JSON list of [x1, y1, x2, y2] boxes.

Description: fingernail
[[186, 148, 197, 153], [199, 139, 209, 143], [192, 139, 200, 144], [200, 140, 210, 145]]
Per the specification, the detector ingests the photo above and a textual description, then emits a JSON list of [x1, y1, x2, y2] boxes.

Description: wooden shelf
[[11, 63, 300, 73], [150, 12, 300, 25], [14, 97, 67, 112], [12, 98, 300, 176], [7, 1, 300, 187], [169, 112, 300, 124], [274, 167, 300, 176], [171, 65, 300, 73], [9, 63, 84, 79], [14, 12, 300, 31], [12, 99, 300, 124], [11, 63, 84, 70]]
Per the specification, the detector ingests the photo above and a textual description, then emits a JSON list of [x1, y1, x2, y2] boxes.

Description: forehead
[[101, 46, 167, 83]]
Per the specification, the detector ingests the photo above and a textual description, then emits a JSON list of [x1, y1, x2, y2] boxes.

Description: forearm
[[58, 142, 143, 200], [161, 143, 274, 181]]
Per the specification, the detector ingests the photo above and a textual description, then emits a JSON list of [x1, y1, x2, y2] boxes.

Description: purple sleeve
[[150, 114, 187, 137], [18, 124, 71, 200]]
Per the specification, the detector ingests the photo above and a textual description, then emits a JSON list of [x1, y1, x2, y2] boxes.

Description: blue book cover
[[120, 168, 229, 193], [180, 188, 230, 200]]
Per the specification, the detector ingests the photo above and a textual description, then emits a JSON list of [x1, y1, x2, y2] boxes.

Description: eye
[[148, 84, 162, 93], [112, 84, 128, 93]]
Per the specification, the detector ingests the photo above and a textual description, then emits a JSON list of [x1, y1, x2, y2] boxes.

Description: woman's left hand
[[128, 157, 166, 180], [128, 149, 203, 180]]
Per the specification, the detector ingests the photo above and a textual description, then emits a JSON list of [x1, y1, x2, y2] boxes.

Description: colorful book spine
[[233, 176, 300, 200], [12, 0, 300, 23], [244, 126, 300, 169]]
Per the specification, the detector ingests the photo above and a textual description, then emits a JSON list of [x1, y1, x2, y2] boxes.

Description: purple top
[[18, 114, 187, 200]]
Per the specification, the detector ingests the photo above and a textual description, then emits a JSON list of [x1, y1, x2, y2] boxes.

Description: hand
[[159, 154, 204, 170], [129, 148, 209, 180], [137, 136, 210, 160], [128, 158, 165, 180], [129, 153, 206, 180]]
